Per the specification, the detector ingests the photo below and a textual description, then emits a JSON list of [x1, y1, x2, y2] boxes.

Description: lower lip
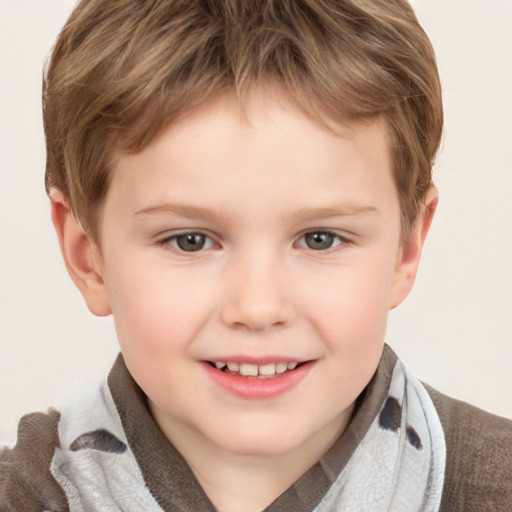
[[202, 362, 313, 399]]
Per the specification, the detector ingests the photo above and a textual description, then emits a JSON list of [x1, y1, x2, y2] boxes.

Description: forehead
[[105, 90, 397, 226]]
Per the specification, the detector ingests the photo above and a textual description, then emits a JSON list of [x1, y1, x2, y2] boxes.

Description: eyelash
[[158, 232, 216, 253], [157, 230, 351, 254], [297, 230, 349, 252]]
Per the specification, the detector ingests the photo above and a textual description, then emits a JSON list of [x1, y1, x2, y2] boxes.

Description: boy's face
[[64, 90, 431, 460]]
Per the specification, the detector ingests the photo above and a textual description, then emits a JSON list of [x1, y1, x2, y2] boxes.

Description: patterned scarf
[[49, 356, 445, 511]]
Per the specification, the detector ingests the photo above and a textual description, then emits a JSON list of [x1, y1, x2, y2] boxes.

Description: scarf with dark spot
[[313, 359, 446, 511], [1, 349, 446, 511]]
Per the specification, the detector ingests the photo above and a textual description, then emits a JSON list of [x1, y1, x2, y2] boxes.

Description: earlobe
[[50, 189, 111, 317], [389, 186, 438, 310]]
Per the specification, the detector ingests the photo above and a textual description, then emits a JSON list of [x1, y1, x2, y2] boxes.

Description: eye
[[162, 232, 214, 252], [298, 231, 344, 251]]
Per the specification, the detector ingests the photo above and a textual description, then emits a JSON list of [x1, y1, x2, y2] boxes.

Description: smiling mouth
[[205, 361, 306, 379]]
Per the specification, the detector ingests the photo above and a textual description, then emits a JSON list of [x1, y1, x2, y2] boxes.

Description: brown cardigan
[[425, 383, 512, 511]]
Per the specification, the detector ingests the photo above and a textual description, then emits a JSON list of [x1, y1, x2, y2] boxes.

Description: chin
[[207, 424, 309, 457]]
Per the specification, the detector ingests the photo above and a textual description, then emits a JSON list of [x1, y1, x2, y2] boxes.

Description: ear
[[50, 189, 111, 317], [389, 186, 438, 310]]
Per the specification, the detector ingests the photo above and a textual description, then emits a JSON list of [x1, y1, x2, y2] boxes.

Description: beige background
[[1, 0, 511, 444]]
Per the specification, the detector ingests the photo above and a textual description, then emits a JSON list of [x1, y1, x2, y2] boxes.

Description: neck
[[150, 404, 353, 512]]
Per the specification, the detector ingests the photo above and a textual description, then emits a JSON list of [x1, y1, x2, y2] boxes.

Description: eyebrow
[[291, 205, 379, 221], [134, 204, 226, 221], [134, 203, 378, 222]]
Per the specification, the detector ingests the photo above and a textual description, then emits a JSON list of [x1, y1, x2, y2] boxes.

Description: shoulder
[[424, 383, 512, 512], [0, 408, 70, 511]]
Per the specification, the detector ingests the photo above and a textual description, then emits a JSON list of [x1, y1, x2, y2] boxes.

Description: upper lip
[[202, 356, 307, 365]]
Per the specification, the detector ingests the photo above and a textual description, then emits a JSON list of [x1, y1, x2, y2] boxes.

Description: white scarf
[[50, 358, 446, 511], [315, 359, 446, 512]]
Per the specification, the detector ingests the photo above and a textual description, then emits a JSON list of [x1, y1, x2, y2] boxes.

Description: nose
[[219, 253, 296, 332]]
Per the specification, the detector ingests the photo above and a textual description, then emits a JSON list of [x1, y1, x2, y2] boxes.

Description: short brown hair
[[43, 0, 442, 242]]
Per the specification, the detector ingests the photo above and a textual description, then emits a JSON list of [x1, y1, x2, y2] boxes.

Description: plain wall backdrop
[[1, 0, 511, 444]]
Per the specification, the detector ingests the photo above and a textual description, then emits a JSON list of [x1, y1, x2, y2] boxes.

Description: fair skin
[[51, 90, 437, 512]]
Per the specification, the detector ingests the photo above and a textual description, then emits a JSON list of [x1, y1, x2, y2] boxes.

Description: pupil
[[177, 233, 205, 252], [306, 232, 333, 250]]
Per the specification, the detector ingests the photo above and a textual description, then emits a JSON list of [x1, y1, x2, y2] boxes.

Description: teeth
[[240, 363, 259, 376], [214, 360, 301, 377], [276, 363, 288, 374], [259, 363, 276, 376]]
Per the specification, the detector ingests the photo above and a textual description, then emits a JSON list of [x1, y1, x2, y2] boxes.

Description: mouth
[[202, 358, 313, 399], [205, 360, 306, 379]]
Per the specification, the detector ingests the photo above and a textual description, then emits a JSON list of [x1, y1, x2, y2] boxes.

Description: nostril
[[219, 283, 296, 332]]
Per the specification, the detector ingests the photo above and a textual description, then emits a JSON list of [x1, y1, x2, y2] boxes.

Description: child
[[1, 0, 511, 510]]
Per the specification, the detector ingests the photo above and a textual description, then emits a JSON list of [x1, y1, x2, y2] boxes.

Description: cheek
[[302, 263, 393, 350], [104, 258, 213, 354], [307, 268, 391, 402]]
